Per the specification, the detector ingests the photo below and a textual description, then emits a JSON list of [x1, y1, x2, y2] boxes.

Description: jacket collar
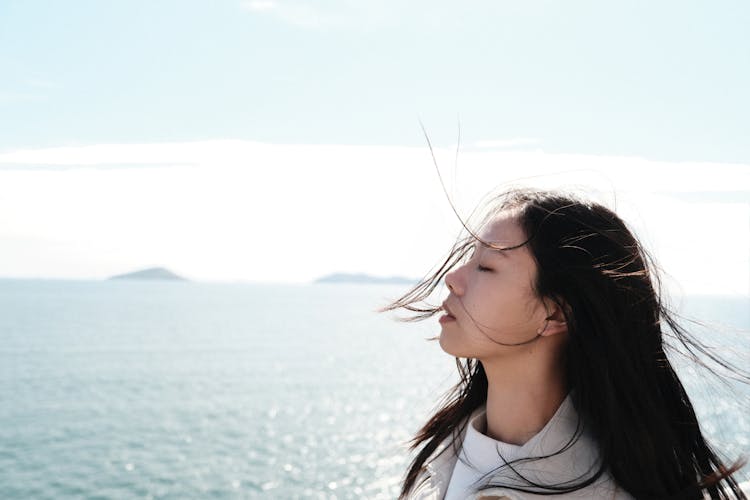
[[409, 395, 599, 499], [410, 406, 485, 499]]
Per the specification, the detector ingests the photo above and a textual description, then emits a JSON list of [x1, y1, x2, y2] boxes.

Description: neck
[[481, 350, 567, 445]]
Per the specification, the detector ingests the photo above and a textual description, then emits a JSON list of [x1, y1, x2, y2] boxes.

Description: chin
[[438, 334, 468, 358]]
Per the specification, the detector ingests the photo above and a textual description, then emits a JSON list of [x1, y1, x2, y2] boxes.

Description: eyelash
[[476, 264, 493, 273]]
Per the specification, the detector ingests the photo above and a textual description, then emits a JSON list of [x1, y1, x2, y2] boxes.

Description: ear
[[537, 298, 569, 337]]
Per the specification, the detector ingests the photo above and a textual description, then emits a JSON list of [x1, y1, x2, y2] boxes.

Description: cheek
[[462, 294, 502, 327], [470, 287, 539, 329]]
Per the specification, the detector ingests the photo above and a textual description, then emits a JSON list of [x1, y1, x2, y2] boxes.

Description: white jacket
[[406, 397, 633, 500]]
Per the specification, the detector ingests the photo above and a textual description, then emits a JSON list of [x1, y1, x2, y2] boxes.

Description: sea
[[1, 279, 748, 499]]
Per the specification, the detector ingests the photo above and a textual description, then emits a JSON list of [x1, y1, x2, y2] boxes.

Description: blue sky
[[2, 0, 750, 162], [0, 1, 748, 292]]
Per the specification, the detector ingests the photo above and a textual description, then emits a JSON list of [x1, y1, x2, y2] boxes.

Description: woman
[[382, 188, 748, 499]]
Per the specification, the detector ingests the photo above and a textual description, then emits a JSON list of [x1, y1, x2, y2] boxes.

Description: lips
[[441, 302, 456, 318]]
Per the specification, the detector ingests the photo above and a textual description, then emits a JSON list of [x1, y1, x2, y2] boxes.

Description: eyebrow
[[475, 242, 509, 258]]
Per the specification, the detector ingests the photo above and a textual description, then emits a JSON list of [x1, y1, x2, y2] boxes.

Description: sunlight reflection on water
[[0, 280, 747, 497]]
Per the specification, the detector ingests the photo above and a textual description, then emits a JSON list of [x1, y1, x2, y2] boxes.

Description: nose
[[444, 267, 464, 296]]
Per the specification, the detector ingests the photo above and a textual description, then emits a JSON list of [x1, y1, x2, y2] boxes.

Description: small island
[[108, 267, 187, 281], [314, 272, 416, 285]]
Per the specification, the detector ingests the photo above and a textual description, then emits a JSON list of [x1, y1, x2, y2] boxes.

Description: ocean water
[[0, 279, 748, 499]]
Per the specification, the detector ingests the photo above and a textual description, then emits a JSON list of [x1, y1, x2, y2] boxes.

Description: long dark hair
[[382, 188, 748, 499]]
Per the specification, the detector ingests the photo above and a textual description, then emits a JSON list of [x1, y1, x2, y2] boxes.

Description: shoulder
[[465, 410, 634, 500], [468, 472, 634, 500]]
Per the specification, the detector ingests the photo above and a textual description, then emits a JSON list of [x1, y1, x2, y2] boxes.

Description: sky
[[1, 1, 749, 295]]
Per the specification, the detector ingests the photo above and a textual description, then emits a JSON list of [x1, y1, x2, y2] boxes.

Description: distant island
[[108, 267, 187, 281], [314, 273, 416, 285]]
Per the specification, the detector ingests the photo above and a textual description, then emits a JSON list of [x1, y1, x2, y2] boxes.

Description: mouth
[[441, 302, 456, 319]]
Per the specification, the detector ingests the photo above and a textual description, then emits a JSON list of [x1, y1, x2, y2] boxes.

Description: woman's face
[[440, 214, 549, 360]]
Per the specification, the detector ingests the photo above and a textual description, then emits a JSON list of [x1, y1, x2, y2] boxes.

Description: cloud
[[2, 140, 749, 193], [657, 191, 750, 204], [0, 140, 256, 169], [0, 139, 748, 293]]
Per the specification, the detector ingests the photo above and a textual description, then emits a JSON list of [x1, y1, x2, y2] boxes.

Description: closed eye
[[476, 264, 493, 272]]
